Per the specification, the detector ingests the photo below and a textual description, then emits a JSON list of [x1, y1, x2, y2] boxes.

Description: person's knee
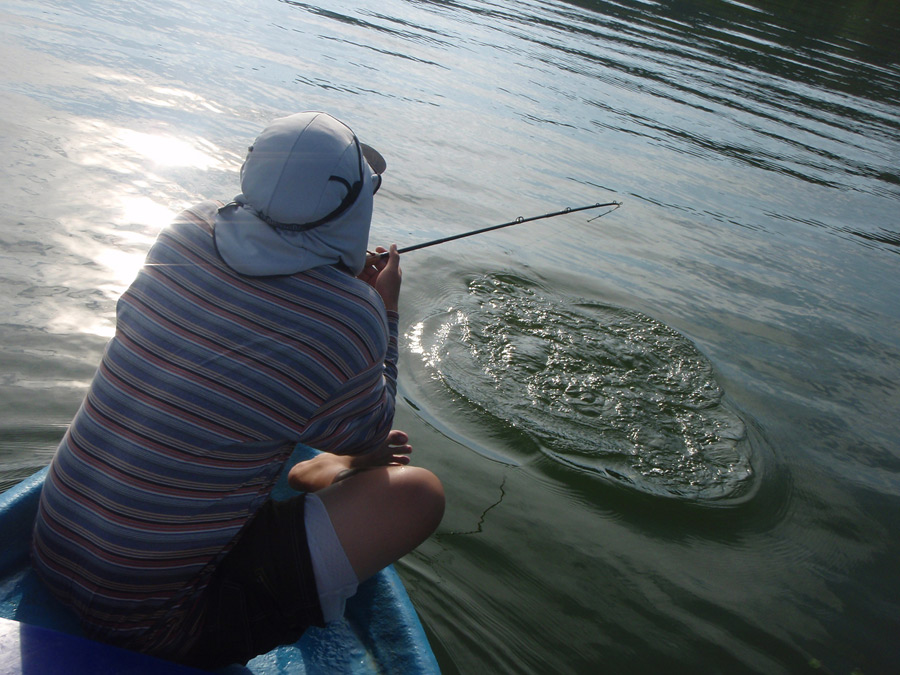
[[395, 466, 445, 536]]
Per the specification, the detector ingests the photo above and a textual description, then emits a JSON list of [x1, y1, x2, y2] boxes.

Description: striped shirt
[[31, 201, 398, 656]]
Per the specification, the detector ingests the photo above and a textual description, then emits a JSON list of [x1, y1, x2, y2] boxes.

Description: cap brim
[[361, 143, 386, 175]]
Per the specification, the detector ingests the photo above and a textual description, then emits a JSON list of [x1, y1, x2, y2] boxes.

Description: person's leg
[[314, 464, 444, 582], [181, 432, 442, 667], [287, 430, 445, 583], [180, 496, 325, 669]]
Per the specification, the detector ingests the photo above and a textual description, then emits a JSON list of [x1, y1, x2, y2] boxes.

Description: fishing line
[[372, 201, 621, 259]]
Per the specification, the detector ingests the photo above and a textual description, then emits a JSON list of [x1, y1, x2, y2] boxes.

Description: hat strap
[[261, 136, 366, 233]]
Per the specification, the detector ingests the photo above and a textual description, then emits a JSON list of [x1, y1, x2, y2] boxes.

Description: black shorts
[[180, 495, 325, 669]]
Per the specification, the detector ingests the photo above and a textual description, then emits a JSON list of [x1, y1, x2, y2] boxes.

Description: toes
[[385, 429, 409, 445]]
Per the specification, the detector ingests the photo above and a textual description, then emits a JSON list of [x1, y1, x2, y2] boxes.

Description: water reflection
[[15, 114, 238, 336], [108, 128, 225, 169], [69, 117, 234, 173], [370, 0, 900, 254], [132, 85, 229, 114]]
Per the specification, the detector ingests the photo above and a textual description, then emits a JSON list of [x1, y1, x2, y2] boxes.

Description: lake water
[[1, 0, 899, 672]]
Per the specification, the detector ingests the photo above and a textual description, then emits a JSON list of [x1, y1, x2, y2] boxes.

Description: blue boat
[[0, 444, 441, 674]]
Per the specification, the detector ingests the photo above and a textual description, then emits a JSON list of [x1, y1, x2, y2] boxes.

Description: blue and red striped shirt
[[31, 201, 398, 655]]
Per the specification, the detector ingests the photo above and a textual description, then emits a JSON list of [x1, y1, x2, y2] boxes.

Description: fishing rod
[[371, 201, 621, 259]]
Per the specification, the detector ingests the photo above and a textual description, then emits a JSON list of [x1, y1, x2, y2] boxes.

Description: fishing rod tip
[[586, 201, 622, 222]]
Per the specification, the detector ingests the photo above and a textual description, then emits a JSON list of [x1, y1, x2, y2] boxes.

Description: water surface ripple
[[410, 272, 753, 502]]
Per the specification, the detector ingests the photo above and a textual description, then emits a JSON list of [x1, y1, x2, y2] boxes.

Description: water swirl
[[408, 272, 753, 501]]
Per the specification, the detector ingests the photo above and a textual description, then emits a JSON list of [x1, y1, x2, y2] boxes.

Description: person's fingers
[[365, 246, 390, 272], [373, 244, 401, 311], [358, 254, 381, 286], [385, 243, 400, 271]]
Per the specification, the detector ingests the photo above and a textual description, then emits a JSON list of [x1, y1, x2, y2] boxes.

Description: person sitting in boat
[[30, 111, 445, 669]]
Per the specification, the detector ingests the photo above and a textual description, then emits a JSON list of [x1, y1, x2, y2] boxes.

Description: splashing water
[[409, 273, 753, 501]]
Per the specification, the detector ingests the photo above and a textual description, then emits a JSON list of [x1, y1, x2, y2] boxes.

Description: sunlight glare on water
[[16, 113, 239, 336]]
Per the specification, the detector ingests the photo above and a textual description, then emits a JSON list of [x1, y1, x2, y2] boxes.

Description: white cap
[[214, 112, 385, 276]]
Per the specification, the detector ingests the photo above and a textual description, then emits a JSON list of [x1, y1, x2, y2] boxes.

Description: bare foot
[[287, 430, 413, 493]]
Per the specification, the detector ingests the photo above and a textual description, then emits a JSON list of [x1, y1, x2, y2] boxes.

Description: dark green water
[[1, 0, 898, 672]]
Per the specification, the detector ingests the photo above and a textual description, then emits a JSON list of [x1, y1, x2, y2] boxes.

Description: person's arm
[[300, 245, 402, 455], [299, 309, 398, 455]]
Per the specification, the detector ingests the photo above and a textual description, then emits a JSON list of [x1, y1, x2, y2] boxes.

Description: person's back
[[32, 200, 396, 653]]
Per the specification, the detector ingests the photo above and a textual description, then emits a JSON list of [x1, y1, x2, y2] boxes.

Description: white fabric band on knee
[[304, 492, 359, 623]]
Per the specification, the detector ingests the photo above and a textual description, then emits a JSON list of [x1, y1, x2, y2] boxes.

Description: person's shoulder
[[316, 265, 383, 298], [176, 200, 223, 227], [306, 267, 388, 322]]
